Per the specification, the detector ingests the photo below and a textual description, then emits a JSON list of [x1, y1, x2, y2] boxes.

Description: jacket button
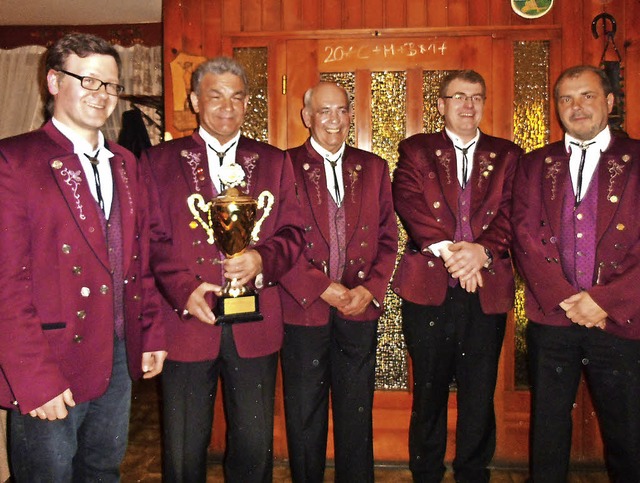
[[77, 310, 86, 320], [73, 335, 83, 343], [100, 285, 109, 294], [427, 261, 435, 267], [80, 287, 90, 297], [72, 266, 82, 275], [357, 271, 365, 279], [62, 244, 71, 254]]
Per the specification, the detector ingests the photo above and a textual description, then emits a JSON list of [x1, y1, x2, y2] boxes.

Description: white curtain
[[0, 45, 47, 139], [0, 44, 162, 144]]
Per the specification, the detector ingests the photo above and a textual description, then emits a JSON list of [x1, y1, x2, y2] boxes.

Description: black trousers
[[161, 324, 278, 483], [402, 286, 506, 483], [527, 322, 640, 483], [281, 311, 378, 483]]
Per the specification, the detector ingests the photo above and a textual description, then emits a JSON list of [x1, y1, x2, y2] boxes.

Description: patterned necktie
[[455, 141, 476, 188], [209, 141, 237, 166], [326, 154, 342, 206], [85, 150, 104, 212], [570, 141, 596, 206]]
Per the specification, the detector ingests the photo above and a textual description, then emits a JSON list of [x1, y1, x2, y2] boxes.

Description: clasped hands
[[559, 291, 607, 330], [440, 241, 488, 293], [321, 282, 374, 317], [185, 248, 263, 325]]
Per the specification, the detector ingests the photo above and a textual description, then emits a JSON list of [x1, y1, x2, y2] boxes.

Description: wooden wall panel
[[426, 2, 448, 27], [242, 0, 263, 31], [203, 0, 222, 58], [363, 0, 384, 28], [301, 0, 321, 30], [489, 0, 512, 26], [468, 0, 490, 27], [344, 0, 364, 29], [406, 0, 427, 28], [282, 0, 303, 31], [221, 0, 242, 32], [262, 0, 283, 32], [448, 0, 469, 27], [323, 0, 343, 30], [385, 0, 406, 28]]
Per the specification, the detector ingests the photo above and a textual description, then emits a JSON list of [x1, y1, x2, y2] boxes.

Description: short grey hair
[[191, 57, 248, 95]]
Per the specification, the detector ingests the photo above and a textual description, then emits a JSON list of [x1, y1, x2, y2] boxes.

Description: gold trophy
[[187, 165, 274, 324]]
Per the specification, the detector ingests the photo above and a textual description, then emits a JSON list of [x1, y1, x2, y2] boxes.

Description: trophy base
[[214, 293, 264, 324]]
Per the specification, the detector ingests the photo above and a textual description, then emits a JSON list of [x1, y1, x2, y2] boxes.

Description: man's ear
[[46, 69, 60, 96], [190, 91, 199, 114]]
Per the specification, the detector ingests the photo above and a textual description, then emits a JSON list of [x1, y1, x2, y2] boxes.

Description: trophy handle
[[251, 190, 275, 242], [187, 193, 215, 245]]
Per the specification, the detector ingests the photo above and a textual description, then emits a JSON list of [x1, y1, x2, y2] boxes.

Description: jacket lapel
[[300, 142, 332, 246], [235, 137, 260, 196], [432, 133, 460, 219], [595, 139, 633, 240], [109, 150, 136, 274], [342, 146, 363, 247], [541, 144, 570, 236], [179, 132, 215, 199], [49, 152, 111, 269]]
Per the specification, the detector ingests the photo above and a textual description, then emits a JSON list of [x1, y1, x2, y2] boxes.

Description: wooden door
[[220, 31, 605, 467]]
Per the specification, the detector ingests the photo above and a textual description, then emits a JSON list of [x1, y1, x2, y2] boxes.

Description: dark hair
[[45, 32, 121, 74], [191, 57, 248, 95], [44, 33, 121, 117], [553, 65, 613, 99], [439, 70, 486, 98]]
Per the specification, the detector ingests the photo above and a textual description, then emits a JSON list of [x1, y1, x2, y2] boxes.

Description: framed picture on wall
[[511, 0, 553, 19]]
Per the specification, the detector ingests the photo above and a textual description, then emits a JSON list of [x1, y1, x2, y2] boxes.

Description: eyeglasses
[[442, 93, 485, 104], [58, 70, 125, 96]]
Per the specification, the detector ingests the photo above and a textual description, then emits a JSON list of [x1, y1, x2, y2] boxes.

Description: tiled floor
[[121, 379, 609, 482]]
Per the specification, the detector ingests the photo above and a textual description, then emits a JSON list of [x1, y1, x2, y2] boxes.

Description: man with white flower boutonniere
[[392, 70, 521, 482], [278, 82, 398, 482], [0, 33, 166, 481], [140, 56, 304, 482]]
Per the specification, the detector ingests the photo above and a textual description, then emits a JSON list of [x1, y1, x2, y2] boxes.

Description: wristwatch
[[483, 247, 493, 269]]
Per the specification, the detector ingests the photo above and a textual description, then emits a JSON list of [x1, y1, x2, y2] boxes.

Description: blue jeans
[[10, 338, 132, 483]]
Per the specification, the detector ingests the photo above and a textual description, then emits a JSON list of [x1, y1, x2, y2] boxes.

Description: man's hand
[[29, 388, 75, 420], [320, 282, 350, 308], [185, 282, 222, 325], [222, 249, 263, 288], [444, 241, 487, 281], [459, 271, 484, 293], [559, 292, 608, 329], [339, 286, 374, 317], [142, 350, 168, 379]]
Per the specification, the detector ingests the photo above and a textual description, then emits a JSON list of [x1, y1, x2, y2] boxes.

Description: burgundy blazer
[[512, 136, 640, 340], [392, 131, 521, 314], [0, 121, 164, 414], [141, 132, 304, 361], [279, 140, 398, 325]]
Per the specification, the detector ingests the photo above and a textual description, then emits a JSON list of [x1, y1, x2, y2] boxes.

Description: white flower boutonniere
[[219, 162, 246, 189]]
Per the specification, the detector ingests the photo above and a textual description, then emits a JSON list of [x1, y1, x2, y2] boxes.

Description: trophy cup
[[187, 164, 274, 324]]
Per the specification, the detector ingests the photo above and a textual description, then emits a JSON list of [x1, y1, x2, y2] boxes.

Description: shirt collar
[[310, 136, 346, 162], [445, 127, 480, 149], [52, 117, 113, 161], [564, 126, 611, 154], [199, 127, 241, 152]]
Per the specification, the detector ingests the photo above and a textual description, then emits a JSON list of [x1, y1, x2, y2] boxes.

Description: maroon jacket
[[0, 121, 164, 414], [512, 136, 640, 340], [392, 131, 521, 314], [141, 132, 304, 361], [279, 140, 398, 325]]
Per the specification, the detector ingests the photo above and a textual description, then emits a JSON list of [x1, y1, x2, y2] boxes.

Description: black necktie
[[326, 154, 342, 206], [569, 141, 596, 206], [209, 141, 237, 166], [455, 141, 476, 188], [85, 150, 104, 212]]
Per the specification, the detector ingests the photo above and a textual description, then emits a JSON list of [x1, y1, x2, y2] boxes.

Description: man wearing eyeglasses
[[392, 70, 522, 482], [0, 33, 168, 481]]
